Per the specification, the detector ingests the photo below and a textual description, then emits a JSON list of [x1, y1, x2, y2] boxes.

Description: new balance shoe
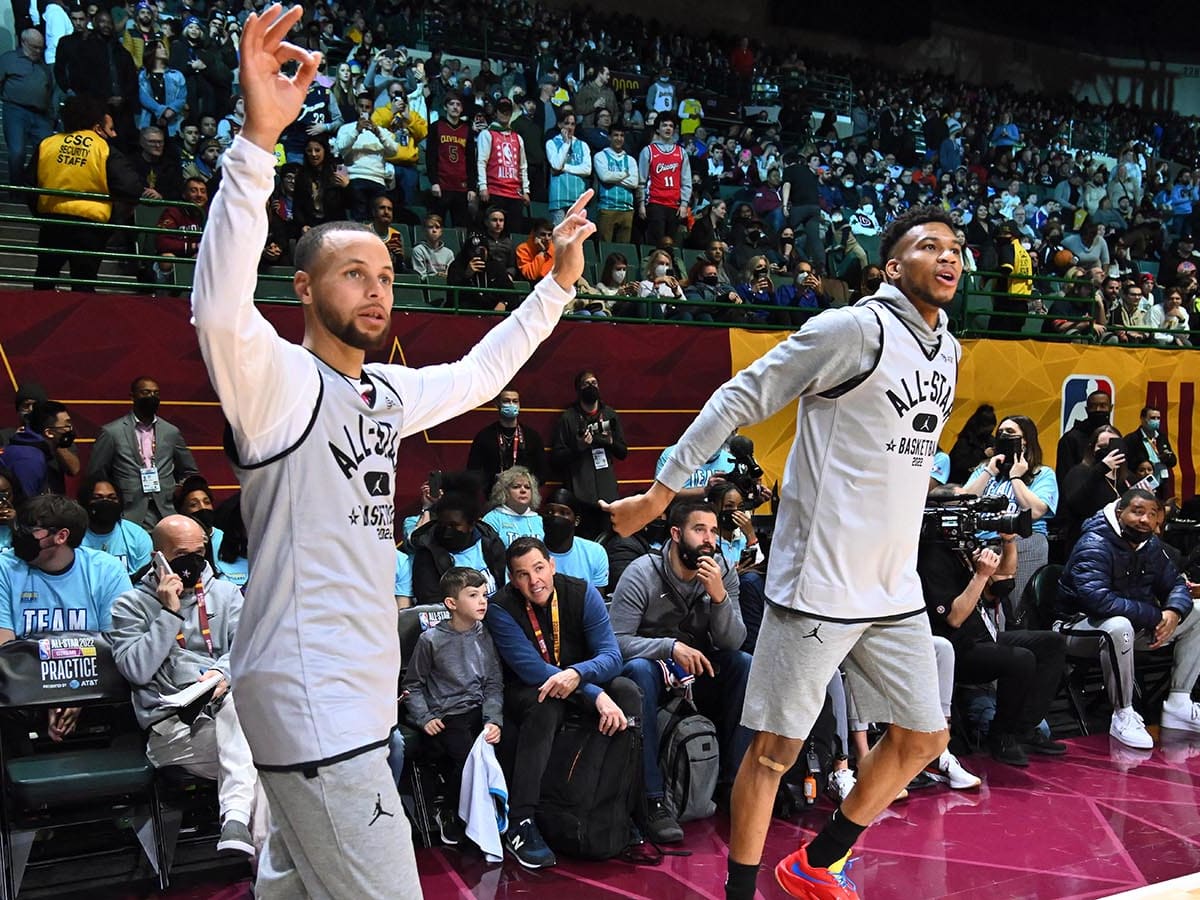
[[926, 750, 982, 789], [1161, 695, 1200, 735], [216, 819, 255, 859], [1019, 729, 1068, 756], [504, 817, 556, 868], [827, 768, 856, 804], [435, 804, 465, 846], [775, 844, 859, 900], [1110, 707, 1153, 750], [642, 796, 684, 844]]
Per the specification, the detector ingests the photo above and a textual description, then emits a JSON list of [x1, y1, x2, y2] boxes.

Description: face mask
[[1120, 525, 1151, 545], [436, 525, 476, 553], [1145, 419, 1159, 433], [133, 395, 160, 419], [659, 76, 669, 83], [11, 526, 47, 563], [748, 229, 763, 242], [56, 429, 76, 448], [701, 274, 719, 286], [612, 268, 627, 284], [169, 551, 206, 587], [189, 508, 215, 532], [989, 578, 1015, 600], [579, 384, 600, 405], [88, 500, 122, 533], [843, 180, 855, 189], [676, 538, 713, 571], [1085, 410, 1110, 430], [499, 402, 520, 419], [542, 514, 574, 551], [539, 40, 549, 49], [654, 263, 669, 277], [718, 510, 738, 532], [643, 520, 668, 546]]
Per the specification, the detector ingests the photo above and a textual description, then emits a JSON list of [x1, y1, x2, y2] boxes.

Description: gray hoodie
[[110, 564, 243, 729], [609, 542, 744, 660], [401, 619, 504, 728]]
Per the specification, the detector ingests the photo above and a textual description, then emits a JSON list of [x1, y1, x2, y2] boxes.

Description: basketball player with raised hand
[[607, 207, 964, 900], [190, 6, 595, 896]]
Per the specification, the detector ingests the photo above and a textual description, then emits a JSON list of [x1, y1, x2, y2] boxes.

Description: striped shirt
[[546, 134, 592, 212]]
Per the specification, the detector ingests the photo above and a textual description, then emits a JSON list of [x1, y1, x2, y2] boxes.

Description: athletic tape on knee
[[757, 754, 787, 773]]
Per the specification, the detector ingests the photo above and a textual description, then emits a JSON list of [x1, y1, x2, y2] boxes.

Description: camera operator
[[920, 489, 1068, 767], [707, 481, 767, 653], [448, 230, 515, 312]]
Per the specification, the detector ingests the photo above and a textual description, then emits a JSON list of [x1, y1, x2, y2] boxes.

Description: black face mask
[[542, 514, 575, 551], [11, 526, 46, 563], [436, 525, 477, 553], [1084, 410, 1110, 431], [579, 385, 600, 405], [88, 500, 122, 533], [56, 430, 76, 449], [1120, 526, 1151, 546], [133, 396, 160, 419], [189, 508, 215, 533], [643, 520, 668, 546], [718, 510, 738, 532], [676, 538, 714, 571], [169, 551, 207, 587], [989, 578, 1016, 600]]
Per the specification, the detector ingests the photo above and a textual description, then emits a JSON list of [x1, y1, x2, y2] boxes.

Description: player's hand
[[594, 691, 627, 736], [602, 482, 675, 537], [239, 4, 323, 153], [1151, 609, 1181, 649], [550, 189, 596, 292], [483, 723, 501, 744], [538, 668, 581, 702], [48, 706, 81, 742], [672, 640, 714, 677], [424, 717, 445, 736]]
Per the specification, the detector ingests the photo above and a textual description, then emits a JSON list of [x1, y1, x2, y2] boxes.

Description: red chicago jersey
[[648, 143, 683, 207]]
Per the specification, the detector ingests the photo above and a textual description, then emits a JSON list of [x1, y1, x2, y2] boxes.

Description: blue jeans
[[386, 728, 406, 787], [622, 647, 753, 797], [4, 102, 53, 187], [394, 165, 419, 207]]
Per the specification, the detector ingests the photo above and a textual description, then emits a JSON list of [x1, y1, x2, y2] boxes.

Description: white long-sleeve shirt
[[333, 121, 398, 185], [191, 136, 572, 767]]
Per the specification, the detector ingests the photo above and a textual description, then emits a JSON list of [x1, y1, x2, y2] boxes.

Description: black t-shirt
[[919, 540, 992, 651], [782, 163, 819, 207]]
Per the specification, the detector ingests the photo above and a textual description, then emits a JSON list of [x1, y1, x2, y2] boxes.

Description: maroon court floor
[[122, 731, 1200, 900]]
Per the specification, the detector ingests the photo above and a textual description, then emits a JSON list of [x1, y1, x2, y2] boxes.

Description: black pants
[[643, 203, 679, 246], [34, 218, 111, 291], [955, 630, 1066, 736], [500, 676, 641, 822], [421, 707, 483, 800], [432, 190, 474, 229]]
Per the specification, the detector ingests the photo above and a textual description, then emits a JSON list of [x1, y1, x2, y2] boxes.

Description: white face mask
[[612, 268, 627, 284], [654, 263, 669, 277]]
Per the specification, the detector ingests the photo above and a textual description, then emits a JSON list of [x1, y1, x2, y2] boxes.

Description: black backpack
[[536, 716, 643, 860]]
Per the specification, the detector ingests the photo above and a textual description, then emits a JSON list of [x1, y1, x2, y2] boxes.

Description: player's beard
[[317, 303, 390, 352]]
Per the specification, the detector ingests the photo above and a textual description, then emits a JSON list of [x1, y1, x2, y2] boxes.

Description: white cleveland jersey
[[767, 300, 959, 621], [230, 358, 405, 768]]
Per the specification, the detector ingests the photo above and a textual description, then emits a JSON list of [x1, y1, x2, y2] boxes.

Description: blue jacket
[[1, 431, 51, 498], [1057, 503, 1192, 633], [137, 68, 188, 136]]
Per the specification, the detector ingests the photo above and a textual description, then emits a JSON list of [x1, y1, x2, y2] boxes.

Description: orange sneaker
[[774, 844, 859, 899]]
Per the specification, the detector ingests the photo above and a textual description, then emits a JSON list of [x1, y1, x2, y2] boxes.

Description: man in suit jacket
[[87, 376, 198, 528]]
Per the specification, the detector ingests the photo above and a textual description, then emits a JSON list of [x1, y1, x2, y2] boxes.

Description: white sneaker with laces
[[934, 750, 981, 790], [1161, 695, 1200, 734], [827, 767, 856, 803], [1110, 707, 1154, 749]]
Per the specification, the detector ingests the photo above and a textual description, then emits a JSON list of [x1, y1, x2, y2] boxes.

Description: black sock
[[725, 859, 759, 900], [806, 808, 867, 869]]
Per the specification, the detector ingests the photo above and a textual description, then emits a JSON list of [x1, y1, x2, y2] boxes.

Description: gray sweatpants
[[1057, 610, 1200, 709], [255, 746, 422, 899]]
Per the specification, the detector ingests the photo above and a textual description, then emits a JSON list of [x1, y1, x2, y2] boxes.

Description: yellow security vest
[[36, 130, 113, 223]]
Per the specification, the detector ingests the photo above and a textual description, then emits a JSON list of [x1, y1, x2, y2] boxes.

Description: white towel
[[459, 732, 509, 863]]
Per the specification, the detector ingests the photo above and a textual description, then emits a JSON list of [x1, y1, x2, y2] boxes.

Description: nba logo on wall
[[1061, 375, 1115, 437]]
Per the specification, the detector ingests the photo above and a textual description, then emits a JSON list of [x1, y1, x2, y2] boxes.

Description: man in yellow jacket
[[371, 87, 427, 207], [30, 94, 141, 292]]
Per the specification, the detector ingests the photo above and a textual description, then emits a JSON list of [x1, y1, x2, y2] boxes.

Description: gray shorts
[[742, 604, 946, 740]]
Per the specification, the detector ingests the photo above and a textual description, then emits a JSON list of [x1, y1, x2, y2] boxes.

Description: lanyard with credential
[[525, 592, 560, 666], [176, 581, 214, 656]]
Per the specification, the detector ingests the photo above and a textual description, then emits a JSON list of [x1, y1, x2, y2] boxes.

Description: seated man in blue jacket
[[1057, 488, 1199, 750], [484, 536, 640, 870]]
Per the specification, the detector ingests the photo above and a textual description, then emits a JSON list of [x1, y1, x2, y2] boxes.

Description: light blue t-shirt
[[969, 464, 1059, 537], [81, 520, 152, 578], [550, 536, 609, 590], [930, 451, 950, 485], [451, 540, 499, 596], [0, 525, 11, 551], [481, 507, 545, 547], [0, 546, 128, 636], [401, 514, 422, 543], [395, 550, 413, 599], [210, 528, 250, 588], [718, 532, 748, 569], [657, 443, 736, 491]]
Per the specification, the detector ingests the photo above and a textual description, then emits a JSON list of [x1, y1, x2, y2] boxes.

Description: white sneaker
[[927, 750, 982, 790], [1161, 696, 1200, 735], [1110, 707, 1154, 749], [827, 767, 856, 803]]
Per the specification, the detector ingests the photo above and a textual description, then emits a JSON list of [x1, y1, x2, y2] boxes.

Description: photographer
[[920, 489, 1068, 767], [962, 415, 1059, 615], [707, 481, 768, 653], [448, 230, 515, 312]]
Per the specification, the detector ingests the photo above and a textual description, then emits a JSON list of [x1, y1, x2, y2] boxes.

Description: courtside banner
[[730, 332, 1197, 501]]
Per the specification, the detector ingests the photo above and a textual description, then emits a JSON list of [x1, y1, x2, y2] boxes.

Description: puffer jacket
[[1057, 501, 1192, 632]]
